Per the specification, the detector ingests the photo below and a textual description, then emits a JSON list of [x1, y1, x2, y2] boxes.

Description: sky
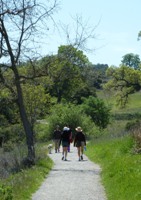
[[41, 0, 141, 67]]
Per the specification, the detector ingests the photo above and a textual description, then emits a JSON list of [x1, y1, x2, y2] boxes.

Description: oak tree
[[0, 0, 58, 163]]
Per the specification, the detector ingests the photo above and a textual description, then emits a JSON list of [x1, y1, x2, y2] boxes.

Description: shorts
[[62, 141, 69, 147], [76, 141, 85, 147]]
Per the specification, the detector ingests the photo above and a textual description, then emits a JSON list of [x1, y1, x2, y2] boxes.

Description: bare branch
[[0, 0, 59, 64], [60, 15, 100, 53]]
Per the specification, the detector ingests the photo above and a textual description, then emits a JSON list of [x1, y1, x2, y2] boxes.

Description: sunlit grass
[[97, 90, 141, 113], [86, 136, 141, 200], [12, 157, 53, 200], [0, 153, 53, 200]]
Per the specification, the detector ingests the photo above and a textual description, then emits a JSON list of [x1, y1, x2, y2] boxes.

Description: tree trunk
[[14, 69, 35, 164]]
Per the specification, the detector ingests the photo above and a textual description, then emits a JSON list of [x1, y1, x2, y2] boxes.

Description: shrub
[[0, 144, 28, 179], [35, 122, 50, 142], [81, 96, 111, 129], [3, 142, 14, 152], [0, 184, 13, 200], [125, 120, 140, 131], [47, 103, 99, 138], [0, 124, 25, 147], [125, 120, 141, 152]]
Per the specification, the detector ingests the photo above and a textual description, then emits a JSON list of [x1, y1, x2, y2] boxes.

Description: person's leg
[[80, 146, 84, 160], [68, 144, 70, 152], [77, 147, 81, 161], [64, 147, 68, 160], [62, 146, 65, 160], [56, 140, 60, 152], [80, 142, 85, 160], [54, 140, 57, 153], [58, 139, 61, 152]]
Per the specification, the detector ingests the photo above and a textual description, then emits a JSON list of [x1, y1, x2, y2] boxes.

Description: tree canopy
[[0, 0, 58, 163], [121, 53, 141, 70], [104, 65, 141, 107]]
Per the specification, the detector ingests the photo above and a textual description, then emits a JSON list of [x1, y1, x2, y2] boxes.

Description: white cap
[[63, 127, 69, 131]]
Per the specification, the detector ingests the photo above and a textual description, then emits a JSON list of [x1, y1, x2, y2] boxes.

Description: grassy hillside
[[85, 90, 141, 200], [97, 90, 141, 113], [86, 136, 141, 200]]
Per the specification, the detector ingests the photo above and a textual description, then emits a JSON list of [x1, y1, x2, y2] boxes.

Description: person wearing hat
[[61, 126, 70, 161], [74, 126, 86, 161]]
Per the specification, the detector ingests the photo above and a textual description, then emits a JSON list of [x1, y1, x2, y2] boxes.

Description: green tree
[[83, 64, 109, 89], [22, 84, 50, 130], [0, 0, 58, 163], [137, 30, 141, 41], [121, 53, 140, 70], [48, 103, 98, 137], [104, 66, 141, 107], [82, 96, 111, 129], [0, 87, 19, 125], [48, 45, 93, 103]]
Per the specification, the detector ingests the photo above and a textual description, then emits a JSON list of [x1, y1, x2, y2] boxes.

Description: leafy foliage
[[0, 184, 13, 200], [0, 87, 19, 125], [104, 65, 141, 107], [0, 124, 24, 148], [81, 96, 111, 129], [47, 45, 93, 103], [22, 84, 51, 125], [48, 103, 99, 138], [121, 53, 141, 70]]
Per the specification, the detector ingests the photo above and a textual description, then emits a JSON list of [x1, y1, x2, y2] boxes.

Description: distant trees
[[121, 53, 141, 70], [47, 45, 90, 103], [104, 65, 141, 107], [91, 64, 109, 87], [137, 31, 141, 41], [103, 50, 141, 108], [45, 45, 97, 104]]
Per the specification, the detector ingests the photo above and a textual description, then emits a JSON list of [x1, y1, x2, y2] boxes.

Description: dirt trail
[[32, 144, 107, 200]]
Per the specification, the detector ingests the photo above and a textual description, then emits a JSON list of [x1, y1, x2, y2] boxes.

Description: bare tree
[[60, 15, 100, 53], [0, 0, 58, 164]]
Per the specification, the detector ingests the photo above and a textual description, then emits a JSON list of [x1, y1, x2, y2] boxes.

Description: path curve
[[32, 144, 107, 200]]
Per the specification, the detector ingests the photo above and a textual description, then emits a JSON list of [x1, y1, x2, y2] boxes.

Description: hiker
[[67, 125, 73, 152], [53, 125, 62, 153], [61, 126, 70, 161], [74, 126, 86, 161]]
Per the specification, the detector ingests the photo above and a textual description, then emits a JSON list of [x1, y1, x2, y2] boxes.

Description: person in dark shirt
[[61, 127, 70, 161], [74, 126, 86, 161], [53, 125, 62, 153]]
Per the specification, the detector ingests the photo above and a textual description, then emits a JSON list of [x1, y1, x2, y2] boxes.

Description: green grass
[[86, 136, 141, 200], [93, 90, 141, 199], [0, 155, 53, 200], [97, 90, 141, 112]]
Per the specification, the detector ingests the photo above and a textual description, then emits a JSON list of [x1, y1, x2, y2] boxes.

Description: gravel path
[[32, 144, 107, 200]]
